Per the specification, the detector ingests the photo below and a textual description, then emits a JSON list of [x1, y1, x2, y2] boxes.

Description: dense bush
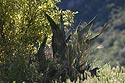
[[0, 0, 76, 83]]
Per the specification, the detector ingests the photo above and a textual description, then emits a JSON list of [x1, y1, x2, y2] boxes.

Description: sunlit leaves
[[0, 0, 76, 82]]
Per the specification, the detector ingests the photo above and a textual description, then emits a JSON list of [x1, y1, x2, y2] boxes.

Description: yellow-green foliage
[[0, 0, 76, 82], [0, 0, 76, 64], [0, 0, 76, 44]]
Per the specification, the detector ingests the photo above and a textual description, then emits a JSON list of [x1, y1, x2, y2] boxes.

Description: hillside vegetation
[[0, 0, 125, 83]]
